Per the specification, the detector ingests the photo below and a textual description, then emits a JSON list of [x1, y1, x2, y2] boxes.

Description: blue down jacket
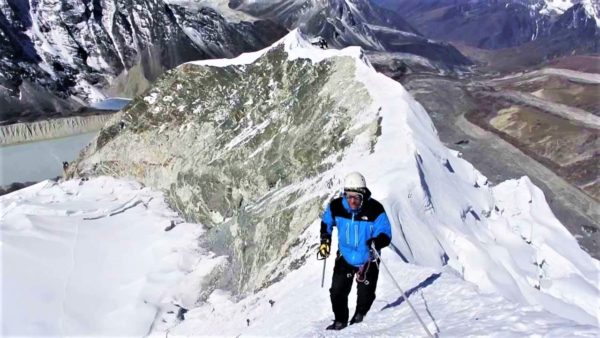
[[321, 193, 392, 267]]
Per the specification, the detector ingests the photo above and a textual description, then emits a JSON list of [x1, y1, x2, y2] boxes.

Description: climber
[[318, 172, 392, 330], [310, 36, 328, 49]]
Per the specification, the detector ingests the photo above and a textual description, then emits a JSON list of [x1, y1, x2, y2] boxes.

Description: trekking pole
[[370, 243, 436, 338]]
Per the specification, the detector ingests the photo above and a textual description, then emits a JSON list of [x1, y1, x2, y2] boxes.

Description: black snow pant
[[329, 254, 380, 323]]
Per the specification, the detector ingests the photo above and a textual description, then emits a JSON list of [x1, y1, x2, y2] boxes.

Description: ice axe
[[316, 250, 328, 288]]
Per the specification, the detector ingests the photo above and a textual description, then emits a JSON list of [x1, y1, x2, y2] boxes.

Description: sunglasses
[[344, 192, 363, 201]]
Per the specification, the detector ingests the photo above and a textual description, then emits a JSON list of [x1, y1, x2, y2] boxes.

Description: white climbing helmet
[[344, 172, 367, 191]]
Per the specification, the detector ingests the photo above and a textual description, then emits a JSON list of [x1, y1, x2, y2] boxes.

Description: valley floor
[[398, 73, 600, 260]]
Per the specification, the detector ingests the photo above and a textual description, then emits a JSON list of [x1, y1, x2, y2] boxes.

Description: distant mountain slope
[[0, 0, 286, 123], [375, 0, 599, 55]]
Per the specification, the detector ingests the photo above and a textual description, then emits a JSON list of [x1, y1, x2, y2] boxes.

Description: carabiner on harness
[[355, 260, 370, 284]]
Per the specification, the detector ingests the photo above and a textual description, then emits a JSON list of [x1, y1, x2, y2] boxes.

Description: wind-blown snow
[[2, 30, 599, 336], [0, 177, 218, 336]]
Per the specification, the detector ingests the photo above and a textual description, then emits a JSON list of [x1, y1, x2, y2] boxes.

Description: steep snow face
[[581, 0, 600, 25], [72, 30, 599, 326]]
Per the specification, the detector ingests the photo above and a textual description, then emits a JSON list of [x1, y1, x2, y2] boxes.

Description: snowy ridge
[[185, 29, 599, 326], [186, 28, 365, 67]]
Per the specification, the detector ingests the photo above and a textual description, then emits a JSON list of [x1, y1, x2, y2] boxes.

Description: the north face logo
[[361, 216, 368, 221]]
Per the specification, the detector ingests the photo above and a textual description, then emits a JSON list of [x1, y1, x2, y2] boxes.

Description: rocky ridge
[[73, 32, 378, 293]]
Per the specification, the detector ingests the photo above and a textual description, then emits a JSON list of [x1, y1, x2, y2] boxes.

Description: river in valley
[[0, 132, 97, 186]]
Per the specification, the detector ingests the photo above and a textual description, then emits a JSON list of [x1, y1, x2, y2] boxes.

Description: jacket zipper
[[346, 216, 350, 246], [351, 213, 355, 262], [354, 214, 358, 248]]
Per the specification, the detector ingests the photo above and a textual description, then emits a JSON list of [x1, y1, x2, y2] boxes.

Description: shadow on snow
[[380, 273, 442, 311]]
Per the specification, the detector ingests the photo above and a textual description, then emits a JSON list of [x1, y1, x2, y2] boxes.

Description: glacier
[[1, 30, 598, 336]]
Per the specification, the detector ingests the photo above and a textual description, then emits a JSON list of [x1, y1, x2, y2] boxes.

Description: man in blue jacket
[[319, 172, 392, 330]]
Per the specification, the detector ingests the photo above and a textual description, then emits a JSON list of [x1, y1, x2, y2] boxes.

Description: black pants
[[329, 254, 380, 323]]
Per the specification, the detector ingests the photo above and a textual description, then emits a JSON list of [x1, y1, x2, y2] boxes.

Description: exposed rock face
[[230, 0, 472, 68], [0, 0, 287, 122], [74, 38, 380, 293]]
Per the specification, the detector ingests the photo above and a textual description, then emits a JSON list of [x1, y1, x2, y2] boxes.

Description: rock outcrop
[[74, 32, 379, 293]]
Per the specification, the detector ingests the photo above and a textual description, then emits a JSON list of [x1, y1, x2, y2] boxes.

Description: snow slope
[[3, 30, 599, 336], [167, 239, 595, 337], [1, 177, 597, 336], [0, 177, 219, 336]]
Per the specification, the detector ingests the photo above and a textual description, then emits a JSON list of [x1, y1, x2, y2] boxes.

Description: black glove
[[367, 234, 391, 251], [319, 237, 331, 258]]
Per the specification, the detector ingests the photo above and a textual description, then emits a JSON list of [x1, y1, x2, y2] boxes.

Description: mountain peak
[[186, 29, 367, 68], [538, 0, 600, 27]]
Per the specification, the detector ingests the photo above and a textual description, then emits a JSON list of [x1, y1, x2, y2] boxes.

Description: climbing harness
[[356, 260, 371, 284]]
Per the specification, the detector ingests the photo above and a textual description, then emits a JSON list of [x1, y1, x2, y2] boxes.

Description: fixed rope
[[370, 243, 436, 338]]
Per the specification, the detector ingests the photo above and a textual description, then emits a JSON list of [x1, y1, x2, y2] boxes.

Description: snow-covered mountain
[[0, 0, 286, 123], [534, 0, 600, 24], [4, 30, 588, 336], [230, 0, 472, 69], [375, 0, 599, 52]]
